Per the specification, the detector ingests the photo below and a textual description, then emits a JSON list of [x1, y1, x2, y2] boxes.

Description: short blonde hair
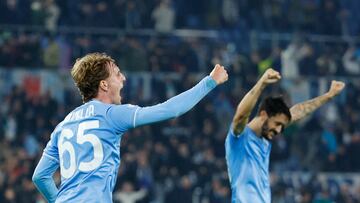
[[71, 53, 115, 103]]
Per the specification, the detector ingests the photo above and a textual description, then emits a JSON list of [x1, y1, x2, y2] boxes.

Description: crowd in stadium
[[2, 27, 360, 80], [1, 0, 360, 77], [1, 32, 360, 77], [1, 0, 360, 202], [1, 0, 360, 34]]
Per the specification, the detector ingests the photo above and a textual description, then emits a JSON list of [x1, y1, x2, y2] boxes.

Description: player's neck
[[94, 93, 113, 104], [248, 116, 266, 137]]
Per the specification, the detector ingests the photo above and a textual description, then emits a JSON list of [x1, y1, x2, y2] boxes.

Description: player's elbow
[[168, 108, 183, 118], [174, 110, 183, 118], [32, 171, 42, 186], [32, 173, 39, 184]]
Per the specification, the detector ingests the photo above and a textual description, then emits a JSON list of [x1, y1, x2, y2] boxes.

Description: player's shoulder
[[227, 125, 251, 139], [107, 103, 140, 112], [105, 103, 140, 122], [226, 126, 250, 154]]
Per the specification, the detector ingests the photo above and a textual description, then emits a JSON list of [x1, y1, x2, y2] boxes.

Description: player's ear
[[99, 80, 108, 91], [259, 110, 268, 118]]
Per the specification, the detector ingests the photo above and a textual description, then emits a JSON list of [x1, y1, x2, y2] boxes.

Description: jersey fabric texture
[[225, 125, 272, 203]]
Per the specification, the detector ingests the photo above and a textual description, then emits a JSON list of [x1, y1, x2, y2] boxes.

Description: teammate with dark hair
[[225, 68, 345, 203]]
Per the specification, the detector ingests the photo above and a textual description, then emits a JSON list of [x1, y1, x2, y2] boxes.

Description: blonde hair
[[71, 53, 115, 103]]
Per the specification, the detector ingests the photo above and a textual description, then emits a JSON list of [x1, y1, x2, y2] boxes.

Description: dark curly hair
[[258, 96, 291, 121]]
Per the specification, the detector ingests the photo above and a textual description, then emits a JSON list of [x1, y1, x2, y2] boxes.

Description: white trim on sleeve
[[133, 107, 140, 128], [43, 153, 59, 163]]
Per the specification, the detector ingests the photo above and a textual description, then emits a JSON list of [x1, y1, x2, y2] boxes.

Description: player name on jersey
[[64, 105, 95, 122]]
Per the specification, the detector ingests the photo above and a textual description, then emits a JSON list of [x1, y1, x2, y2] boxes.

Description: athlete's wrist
[[205, 75, 218, 88]]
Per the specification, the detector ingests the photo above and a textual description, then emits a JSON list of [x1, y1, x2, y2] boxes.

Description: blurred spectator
[[23, 132, 40, 158], [221, 0, 239, 27], [165, 175, 193, 203], [136, 150, 154, 189], [209, 178, 231, 203], [343, 46, 360, 75], [316, 47, 338, 75], [318, 0, 341, 35], [44, 0, 60, 31], [347, 134, 360, 170], [92, 2, 113, 27], [43, 36, 60, 68], [4, 113, 17, 142], [125, 1, 142, 30], [30, 0, 47, 26], [152, 0, 175, 33], [281, 37, 306, 78], [1, 0, 29, 25], [114, 181, 147, 203]]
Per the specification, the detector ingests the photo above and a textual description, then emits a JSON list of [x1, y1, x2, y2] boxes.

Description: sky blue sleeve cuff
[[204, 75, 217, 89]]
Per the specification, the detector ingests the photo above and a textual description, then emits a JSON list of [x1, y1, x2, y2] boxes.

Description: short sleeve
[[228, 123, 245, 138], [226, 124, 251, 153], [43, 131, 60, 163], [106, 104, 140, 133]]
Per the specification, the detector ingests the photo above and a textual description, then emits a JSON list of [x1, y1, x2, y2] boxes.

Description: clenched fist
[[327, 80, 345, 97], [260, 68, 281, 85], [210, 64, 228, 85]]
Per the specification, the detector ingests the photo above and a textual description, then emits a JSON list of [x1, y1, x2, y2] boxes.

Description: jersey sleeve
[[43, 130, 60, 162], [32, 155, 59, 203], [107, 76, 217, 132], [33, 130, 60, 202], [226, 124, 249, 152], [106, 104, 140, 133], [133, 76, 217, 127]]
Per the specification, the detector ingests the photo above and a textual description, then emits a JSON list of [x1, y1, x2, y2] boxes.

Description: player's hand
[[259, 68, 281, 85], [327, 80, 345, 98], [210, 64, 228, 85]]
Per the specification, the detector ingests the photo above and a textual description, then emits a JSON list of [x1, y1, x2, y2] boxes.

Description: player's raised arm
[[132, 64, 228, 127], [232, 68, 281, 135], [290, 80, 345, 123]]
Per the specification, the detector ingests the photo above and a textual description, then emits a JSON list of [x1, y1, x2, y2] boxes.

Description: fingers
[[218, 65, 228, 83], [265, 68, 279, 76], [332, 80, 345, 86], [259, 68, 281, 85], [267, 68, 281, 78], [215, 64, 225, 71], [332, 81, 346, 92], [223, 68, 229, 82], [328, 80, 345, 97], [268, 72, 281, 80], [331, 80, 345, 88], [210, 64, 228, 85]]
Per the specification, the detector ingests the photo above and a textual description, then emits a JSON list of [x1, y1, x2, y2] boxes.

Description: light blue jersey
[[32, 76, 217, 203], [44, 101, 138, 202], [225, 125, 272, 203]]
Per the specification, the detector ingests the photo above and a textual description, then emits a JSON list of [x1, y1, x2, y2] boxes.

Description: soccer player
[[32, 53, 228, 202], [225, 68, 345, 203]]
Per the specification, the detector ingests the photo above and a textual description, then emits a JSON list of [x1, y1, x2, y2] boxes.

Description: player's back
[[45, 100, 136, 203], [225, 126, 272, 203]]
